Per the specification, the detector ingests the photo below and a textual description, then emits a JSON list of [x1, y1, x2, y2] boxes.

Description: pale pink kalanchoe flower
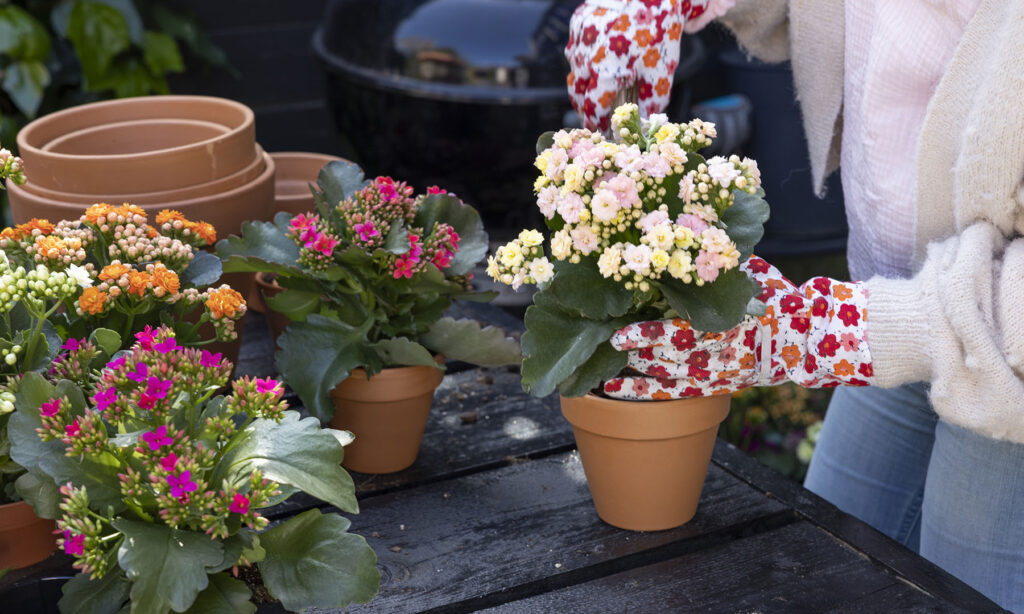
[[695, 250, 721, 283], [557, 193, 585, 224], [676, 213, 708, 234], [536, 185, 559, 219], [639, 210, 670, 233]]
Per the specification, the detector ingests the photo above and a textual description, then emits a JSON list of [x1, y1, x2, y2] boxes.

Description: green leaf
[[67, 1, 131, 88], [265, 287, 321, 323], [260, 509, 379, 611], [746, 296, 768, 317], [413, 194, 488, 276], [87, 328, 121, 357], [150, 4, 233, 73], [0, 6, 51, 61], [182, 250, 223, 287], [113, 519, 223, 614], [215, 410, 358, 513], [2, 60, 50, 118], [536, 131, 555, 155], [59, 570, 132, 614], [142, 31, 184, 74], [14, 468, 59, 519], [520, 292, 630, 397], [558, 341, 628, 397], [419, 317, 521, 366], [275, 314, 378, 423], [216, 220, 302, 276], [53, 0, 143, 44], [183, 573, 254, 614], [382, 220, 410, 254], [656, 267, 760, 332], [373, 337, 441, 368], [545, 259, 633, 319], [721, 190, 770, 262], [313, 160, 368, 224]]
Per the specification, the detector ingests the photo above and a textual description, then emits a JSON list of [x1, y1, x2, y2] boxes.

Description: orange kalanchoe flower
[[84, 204, 115, 225], [0, 227, 22, 242], [151, 263, 180, 296], [99, 263, 132, 282], [79, 287, 108, 315], [127, 270, 151, 297], [188, 221, 216, 244], [206, 287, 245, 319], [155, 209, 186, 225], [34, 235, 67, 259], [19, 219, 55, 236]]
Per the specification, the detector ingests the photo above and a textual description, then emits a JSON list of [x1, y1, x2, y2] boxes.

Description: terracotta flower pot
[[42, 118, 229, 155], [0, 501, 56, 570], [560, 393, 731, 531], [269, 152, 343, 216], [20, 145, 266, 205], [17, 95, 255, 194], [254, 272, 290, 345], [329, 361, 445, 474]]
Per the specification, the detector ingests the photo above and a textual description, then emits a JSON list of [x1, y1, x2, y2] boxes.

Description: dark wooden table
[[1, 310, 1007, 613]]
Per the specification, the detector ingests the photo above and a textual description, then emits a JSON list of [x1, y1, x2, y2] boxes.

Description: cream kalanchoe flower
[[528, 257, 554, 284], [551, 229, 572, 261], [597, 245, 623, 278], [643, 224, 676, 251], [650, 248, 671, 273], [498, 242, 524, 268], [654, 123, 680, 144], [518, 229, 544, 248], [668, 249, 694, 281], [611, 103, 639, 131], [590, 189, 620, 223], [562, 163, 585, 194]]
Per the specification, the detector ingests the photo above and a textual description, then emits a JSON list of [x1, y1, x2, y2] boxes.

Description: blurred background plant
[[0, 0, 230, 225]]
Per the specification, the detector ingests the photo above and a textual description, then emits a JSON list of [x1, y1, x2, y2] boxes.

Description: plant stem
[[22, 301, 61, 370], [119, 310, 136, 344]]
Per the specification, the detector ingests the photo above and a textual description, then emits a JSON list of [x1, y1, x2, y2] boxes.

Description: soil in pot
[[0, 501, 57, 570], [560, 392, 731, 532], [329, 361, 445, 474]]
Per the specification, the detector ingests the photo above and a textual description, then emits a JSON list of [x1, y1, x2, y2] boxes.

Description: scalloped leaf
[[372, 337, 441, 369], [413, 194, 488, 276], [545, 259, 633, 319], [558, 341, 628, 397], [656, 267, 760, 333], [215, 220, 302, 276], [419, 317, 521, 366], [181, 250, 222, 287], [721, 189, 770, 262]]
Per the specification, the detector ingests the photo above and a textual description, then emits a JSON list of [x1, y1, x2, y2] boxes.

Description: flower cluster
[[486, 229, 552, 289], [489, 104, 761, 295], [39, 327, 289, 577], [0, 146, 25, 187]]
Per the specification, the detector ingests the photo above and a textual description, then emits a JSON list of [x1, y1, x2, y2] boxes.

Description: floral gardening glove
[[565, 0, 717, 132], [603, 256, 877, 400]]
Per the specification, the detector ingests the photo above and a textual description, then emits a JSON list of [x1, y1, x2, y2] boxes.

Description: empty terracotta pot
[[269, 152, 343, 215], [329, 361, 445, 474], [42, 118, 229, 155], [560, 393, 731, 531], [0, 501, 56, 570], [20, 146, 266, 206], [18, 96, 255, 194], [8, 152, 276, 236]]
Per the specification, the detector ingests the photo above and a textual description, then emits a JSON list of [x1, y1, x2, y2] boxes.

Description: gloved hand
[[603, 256, 876, 400], [565, 0, 715, 132]]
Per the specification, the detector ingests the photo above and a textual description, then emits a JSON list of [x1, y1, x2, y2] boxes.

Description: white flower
[[667, 250, 694, 280], [639, 210, 669, 233], [706, 157, 741, 188], [550, 229, 572, 260], [590, 189, 621, 223], [700, 226, 734, 253], [537, 185, 559, 219], [742, 156, 762, 186], [654, 123, 680, 144], [570, 226, 599, 255], [562, 163, 585, 193], [623, 243, 653, 275], [650, 248, 670, 272], [518, 229, 544, 247], [66, 264, 93, 288], [511, 269, 528, 291], [597, 246, 623, 278], [498, 242, 524, 268], [678, 173, 695, 204], [658, 141, 688, 166], [528, 257, 554, 284], [646, 113, 668, 133], [553, 129, 572, 149], [644, 224, 676, 251], [556, 193, 585, 224], [613, 145, 644, 174], [545, 148, 568, 181]]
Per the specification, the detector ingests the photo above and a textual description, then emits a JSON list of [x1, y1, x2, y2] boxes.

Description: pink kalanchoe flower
[[229, 493, 250, 514], [146, 377, 173, 399], [92, 387, 117, 412], [289, 213, 318, 235], [694, 250, 721, 283], [65, 419, 82, 438], [153, 336, 180, 354], [255, 378, 281, 395], [126, 362, 148, 383], [166, 470, 197, 499], [426, 185, 447, 195], [377, 176, 398, 201], [63, 530, 85, 556], [309, 233, 339, 256], [106, 355, 127, 371], [353, 220, 379, 242], [40, 398, 61, 417], [159, 453, 178, 472], [135, 326, 158, 351], [61, 338, 81, 351], [142, 425, 173, 451], [200, 350, 223, 368]]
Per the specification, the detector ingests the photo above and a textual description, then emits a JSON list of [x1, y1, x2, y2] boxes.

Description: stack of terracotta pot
[[7, 95, 276, 259]]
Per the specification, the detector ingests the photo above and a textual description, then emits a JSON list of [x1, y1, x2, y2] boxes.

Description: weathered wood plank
[[330, 451, 788, 613], [711, 440, 1007, 613], [479, 521, 988, 614]]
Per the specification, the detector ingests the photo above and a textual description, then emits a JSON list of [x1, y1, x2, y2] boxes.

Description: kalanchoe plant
[[0, 203, 246, 348], [217, 161, 520, 421], [488, 104, 770, 397], [8, 326, 379, 613]]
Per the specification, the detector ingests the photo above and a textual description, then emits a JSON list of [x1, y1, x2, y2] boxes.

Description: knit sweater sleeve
[[716, 0, 791, 63], [867, 222, 1024, 443]]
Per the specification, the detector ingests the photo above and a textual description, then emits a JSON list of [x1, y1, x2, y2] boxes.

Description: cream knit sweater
[[721, 0, 1024, 443]]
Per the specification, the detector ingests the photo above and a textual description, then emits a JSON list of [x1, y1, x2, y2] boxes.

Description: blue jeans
[[804, 383, 1024, 612]]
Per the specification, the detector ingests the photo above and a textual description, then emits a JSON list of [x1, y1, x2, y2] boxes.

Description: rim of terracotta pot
[[7, 152, 276, 235], [20, 145, 266, 205], [0, 500, 47, 527], [17, 95, 256, 194], [42, 118, 230, 155], [331, 358, 446, 404], [269, 151, 345, 215], [560, 392, 731, 441]]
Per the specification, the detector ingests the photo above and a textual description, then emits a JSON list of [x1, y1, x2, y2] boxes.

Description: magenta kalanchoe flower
[[229, 493, 250, 514], [426, 185, 448, 195], [139, 376, 173, 410], [378, 176, 399, 201], [65, 419, 82, 438], [353, 220, 379, 242], [255, 377, 282, 395], [142, 425, 173, 451], [135, 325, 158, 351], [61, 338, 82, 351], [159, 453, 178, 472], [153, 336, 180, 354], [106, 355, 127, 371], [40, 398, 61, 417], [166, 470, 198, 499], [63, 530, 85, 556], [92, 387, 117, 412], [126, 362, 148, 383], [200, 350, 223, 368]]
